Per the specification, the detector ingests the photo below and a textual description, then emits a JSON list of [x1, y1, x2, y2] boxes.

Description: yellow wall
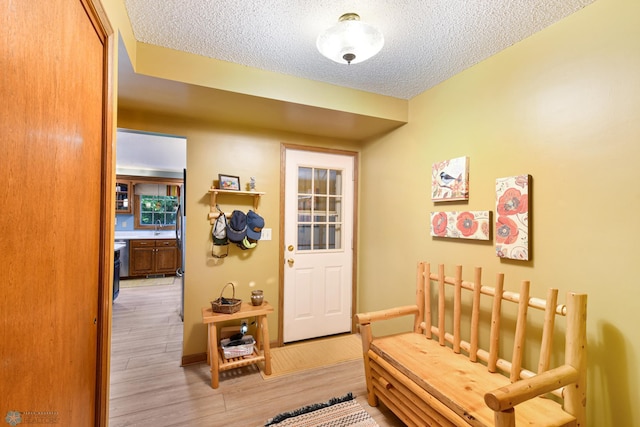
[[359, 0, 639, 425], [105, 0, 640, 424], [117, 110, 361, 356]]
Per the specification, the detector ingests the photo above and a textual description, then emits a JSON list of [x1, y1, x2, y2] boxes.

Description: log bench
[[356, 262, 587, 427]]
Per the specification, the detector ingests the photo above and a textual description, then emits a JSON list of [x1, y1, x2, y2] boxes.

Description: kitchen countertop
[[115, 230, 177, 240], [114, 242, 127, 251]]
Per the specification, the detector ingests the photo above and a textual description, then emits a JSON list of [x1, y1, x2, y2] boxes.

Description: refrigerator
[[176, 170, 186, 321]]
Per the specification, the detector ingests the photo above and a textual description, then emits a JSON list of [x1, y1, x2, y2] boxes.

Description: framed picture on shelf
[[218, 174, 241, 191]]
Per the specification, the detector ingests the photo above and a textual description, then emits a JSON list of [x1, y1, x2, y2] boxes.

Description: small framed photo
[[218, 174, 240, 191]]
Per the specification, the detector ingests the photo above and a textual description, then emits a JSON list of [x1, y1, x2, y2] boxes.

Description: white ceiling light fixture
[[316, 13, 384, 65]]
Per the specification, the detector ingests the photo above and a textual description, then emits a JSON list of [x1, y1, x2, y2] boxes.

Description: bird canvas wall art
[[432, 156, 469, 201]]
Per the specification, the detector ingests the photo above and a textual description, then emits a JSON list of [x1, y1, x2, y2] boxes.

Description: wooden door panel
[[131, 247, 155, 276], [0, 0, 111, 424], [155, 246, 178, 273]]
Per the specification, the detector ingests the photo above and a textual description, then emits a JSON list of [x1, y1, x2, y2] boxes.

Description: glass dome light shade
[[316, 13, 384, 65]]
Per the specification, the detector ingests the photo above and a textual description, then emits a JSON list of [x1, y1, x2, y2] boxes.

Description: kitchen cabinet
[[115, 179, 132, 213], [129, 239, 178, 277]]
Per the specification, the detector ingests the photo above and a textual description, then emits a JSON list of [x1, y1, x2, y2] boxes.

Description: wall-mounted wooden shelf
[[208, 188, 265, 223]]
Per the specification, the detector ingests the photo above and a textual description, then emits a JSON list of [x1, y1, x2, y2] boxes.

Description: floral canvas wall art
[[431, 156, 469, 201], [430, 211, 490, 240], [495, 175, 530, 260]]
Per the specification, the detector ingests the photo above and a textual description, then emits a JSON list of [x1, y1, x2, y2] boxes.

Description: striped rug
[[260, 334, 362, 379], [264, 392, 378, 427]]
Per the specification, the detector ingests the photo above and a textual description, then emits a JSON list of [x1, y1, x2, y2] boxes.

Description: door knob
[[287, 245, 294, 252], [287, 258, 295, 266]]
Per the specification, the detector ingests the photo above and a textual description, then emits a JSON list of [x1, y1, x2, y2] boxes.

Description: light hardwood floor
[[110, 278, 404, 426]]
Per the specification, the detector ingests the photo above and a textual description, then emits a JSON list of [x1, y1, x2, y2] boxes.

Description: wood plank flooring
[[110, 278, 404, 426]]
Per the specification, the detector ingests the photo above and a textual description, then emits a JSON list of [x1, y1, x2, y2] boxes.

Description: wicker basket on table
[[211, 282, 242, 314]]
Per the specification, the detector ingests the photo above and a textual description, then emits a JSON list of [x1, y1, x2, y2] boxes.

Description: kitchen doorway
[[114, 127, 187, 307], [110, 129, 187, 421]]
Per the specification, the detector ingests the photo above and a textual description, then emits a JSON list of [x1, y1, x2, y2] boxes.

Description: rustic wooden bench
[[356, 262, 587, 427]]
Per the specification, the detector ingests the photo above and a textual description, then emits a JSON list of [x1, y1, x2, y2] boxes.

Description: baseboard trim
[[181, 352, 207, 366]]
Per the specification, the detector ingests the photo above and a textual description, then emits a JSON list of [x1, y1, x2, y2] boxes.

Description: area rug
[[264, 392, 378, 427], [260, 334, 362, 380]]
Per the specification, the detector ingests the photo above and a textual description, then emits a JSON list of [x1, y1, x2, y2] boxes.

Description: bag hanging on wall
[[212, 212, 228, 245], [212, 209, 229, 258]]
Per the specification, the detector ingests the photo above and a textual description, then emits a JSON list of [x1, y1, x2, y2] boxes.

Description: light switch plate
[[261, 228, 272, 241]]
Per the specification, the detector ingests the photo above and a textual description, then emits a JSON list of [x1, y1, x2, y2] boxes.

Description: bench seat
[[370, 332, 576, 427], [356, 263, 587, 427]]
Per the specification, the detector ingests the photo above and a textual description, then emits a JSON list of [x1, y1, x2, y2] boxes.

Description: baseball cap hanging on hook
[[227, 210, 247, 242], [237, 210, 264, 250], [246, 210, 264, 240]]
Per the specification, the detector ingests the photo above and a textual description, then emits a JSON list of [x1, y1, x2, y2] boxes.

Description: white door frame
[[278, 144, 359, 346]]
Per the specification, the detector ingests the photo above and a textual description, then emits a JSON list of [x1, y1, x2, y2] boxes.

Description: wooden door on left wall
[[0, 0, 113, 425]]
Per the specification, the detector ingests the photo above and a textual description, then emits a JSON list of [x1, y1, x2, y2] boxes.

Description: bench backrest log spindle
[[414, 262, 587, 425]]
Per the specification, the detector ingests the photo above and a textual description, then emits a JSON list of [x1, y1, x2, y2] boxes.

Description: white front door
[[283, 148, 355, 343]]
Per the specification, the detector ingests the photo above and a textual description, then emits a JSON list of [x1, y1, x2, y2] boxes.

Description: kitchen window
[[132, 182, 181, 230], [139, 195, 178, 227]]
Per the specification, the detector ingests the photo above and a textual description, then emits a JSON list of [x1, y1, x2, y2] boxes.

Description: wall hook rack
[[207, 186, 265, 224]]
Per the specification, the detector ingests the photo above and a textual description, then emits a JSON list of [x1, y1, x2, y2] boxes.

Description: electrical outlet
[[122, 221, 127, 228], [261, 228, 272, 241]]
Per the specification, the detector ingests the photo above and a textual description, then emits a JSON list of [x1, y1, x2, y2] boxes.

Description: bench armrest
[[356, 305, 419, 325], [484, 364, 579, 412]]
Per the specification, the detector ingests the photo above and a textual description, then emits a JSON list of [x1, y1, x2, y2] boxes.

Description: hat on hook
[[246, 210, 265, 240], [237, 236, 257, 250], [227, 210, 247, 242]]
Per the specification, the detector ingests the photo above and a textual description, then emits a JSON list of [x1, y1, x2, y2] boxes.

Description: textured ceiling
[[123, 0, 596, 100]]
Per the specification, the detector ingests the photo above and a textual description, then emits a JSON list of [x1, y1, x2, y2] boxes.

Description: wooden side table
[[201, 302, 274, 389]]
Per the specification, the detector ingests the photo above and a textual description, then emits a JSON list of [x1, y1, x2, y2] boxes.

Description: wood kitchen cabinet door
[[115, 179, 132, 213], [155, 240, 178, 274], [130, 240, 155, 276], [130, 239, 178, 276]]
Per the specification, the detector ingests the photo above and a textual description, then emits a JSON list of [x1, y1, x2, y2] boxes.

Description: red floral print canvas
[[430, 210, 490, 240], [495, 175, 530, 260], [432, 156, 469, 201]]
